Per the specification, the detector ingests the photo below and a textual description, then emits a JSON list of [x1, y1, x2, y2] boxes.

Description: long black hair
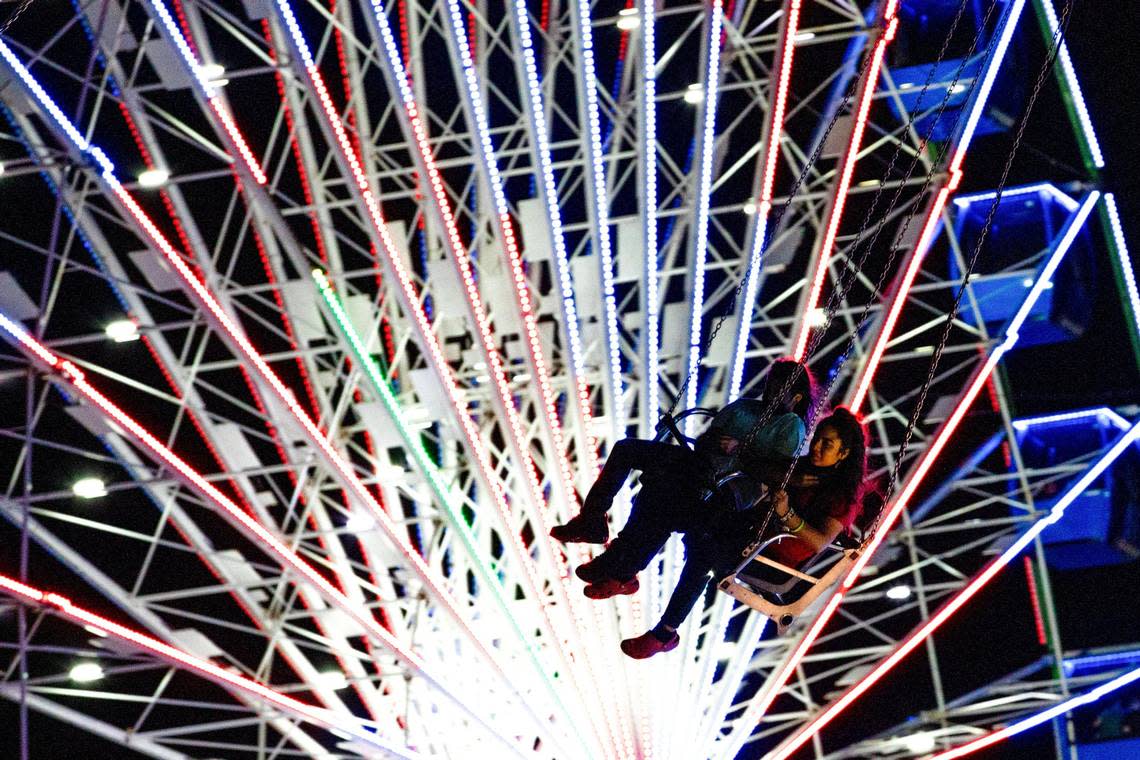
[[762, 358, 819, 427], [812, 406, 869, 509]]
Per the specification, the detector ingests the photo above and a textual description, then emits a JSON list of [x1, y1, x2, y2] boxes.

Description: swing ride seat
[[716, 492, 884, 631], [717, 540, 860, 632]]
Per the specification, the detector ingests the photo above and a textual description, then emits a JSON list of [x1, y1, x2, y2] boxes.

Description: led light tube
[[791, 1, 899, 361], [1038, 0, 1103, 167], [952, 182, 1079, 212], [683, 0, 726, 412], [506, 0, 598, 471], [641, 0, 661, 429], [570, 0, 627, 437], [0, 572, 418, 758], [309, 0, 597, 691], [358, 0, 554, 524], [934, 665, 1140, 758], [263, 4, 595, 748], [729, 0, 803, 402], [1012, 406, 1132, 432], [142, 0, 266, 184], [1104, 194, 1140, 345]]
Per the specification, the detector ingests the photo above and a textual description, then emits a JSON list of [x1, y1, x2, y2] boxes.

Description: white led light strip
[[506, 0, 598, 477], [1104, 193, 1140, 345], [442, 0, 584, 510], [636, 1, 658, 755], [1039, 0, 1103, 167], [729, 0, 802, 402], [350, 8, 628, 752], [571, 0, 627, 439], [503, 4, 637, 757], [359, 0, 556, 524], [642, 0, 660, 431], [143, 0, 267, 184], [714, 190, 1100, 760], [683, 0, 726, 413]]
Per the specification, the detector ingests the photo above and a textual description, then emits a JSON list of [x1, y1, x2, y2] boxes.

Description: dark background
[[1, 0, 1138, 758]]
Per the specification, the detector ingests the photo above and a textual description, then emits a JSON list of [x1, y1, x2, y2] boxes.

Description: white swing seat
[[717, 535, 861, 632]]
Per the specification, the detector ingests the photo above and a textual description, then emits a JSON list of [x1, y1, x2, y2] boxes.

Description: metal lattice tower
[[1, 0, 1138, 758]]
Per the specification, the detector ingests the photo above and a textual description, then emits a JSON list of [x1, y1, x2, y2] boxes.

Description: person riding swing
[[620, 406, 871, 658], [550, 359, 817, 601]]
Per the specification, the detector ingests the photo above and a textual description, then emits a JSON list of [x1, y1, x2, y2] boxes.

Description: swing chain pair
[[861, 0, 1079, 540], [733, 0, 1078, 571], [660, 0, 893, 420], [726, 0, 989, 494], [728, 0, 1075, 568]]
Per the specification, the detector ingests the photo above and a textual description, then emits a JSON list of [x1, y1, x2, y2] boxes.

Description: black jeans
[[582, 439, 712, 514], [581, 439, 715, 581]]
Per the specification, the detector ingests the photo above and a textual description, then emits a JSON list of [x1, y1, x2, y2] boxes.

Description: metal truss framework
[[0, 0, 1137, 757]]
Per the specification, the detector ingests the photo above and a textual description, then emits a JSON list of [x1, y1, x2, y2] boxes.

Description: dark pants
[[581, 438, 714, 582], [660, 542, 719, 629], [660, 504, 790, 630]]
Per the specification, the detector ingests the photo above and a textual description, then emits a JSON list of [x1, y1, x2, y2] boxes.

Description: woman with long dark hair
[[762, 406, 869, 569], [619, 406, 870, 659]]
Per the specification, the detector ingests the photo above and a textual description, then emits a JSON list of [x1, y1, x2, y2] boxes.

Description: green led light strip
[[312, 270, 593, 754]]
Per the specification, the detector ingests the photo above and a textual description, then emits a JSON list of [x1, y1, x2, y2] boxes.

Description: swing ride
[[1, 0, 1138, 757]]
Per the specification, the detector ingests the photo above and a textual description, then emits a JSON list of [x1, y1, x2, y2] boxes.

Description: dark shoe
[[583, 577, 640, 600], [550, 512, 608, 545], [574, 556, 611, 584], [620, 630, 680, 659]]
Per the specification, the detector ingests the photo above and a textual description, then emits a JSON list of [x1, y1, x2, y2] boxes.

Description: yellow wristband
[[789, 518, 807, 534]]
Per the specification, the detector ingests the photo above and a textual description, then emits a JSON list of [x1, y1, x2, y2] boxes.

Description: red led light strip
[[791, 1, 899, 360], [0, 318, 522, 741], [0, 572, 409, 755], [768, 413, 1140, 759]]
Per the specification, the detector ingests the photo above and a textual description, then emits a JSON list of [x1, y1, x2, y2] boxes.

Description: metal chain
[[860, 0, 1077, 540], [662, 2, 888, 417], [0, 0, 35, 37], [728, 0, 1000, 563], [730, 0, 1076, 566]]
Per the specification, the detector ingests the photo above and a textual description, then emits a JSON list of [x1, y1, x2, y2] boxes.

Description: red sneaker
[[583, 577, 640, 600], [620, 630, 680, 659], [550, 512, 608, 544]]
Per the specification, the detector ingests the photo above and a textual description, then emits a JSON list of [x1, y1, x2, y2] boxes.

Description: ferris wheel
[[1, 0, 1138, 757]]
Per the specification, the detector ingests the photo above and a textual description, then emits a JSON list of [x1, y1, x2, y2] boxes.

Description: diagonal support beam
[[714, 190, 1100, 760]]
